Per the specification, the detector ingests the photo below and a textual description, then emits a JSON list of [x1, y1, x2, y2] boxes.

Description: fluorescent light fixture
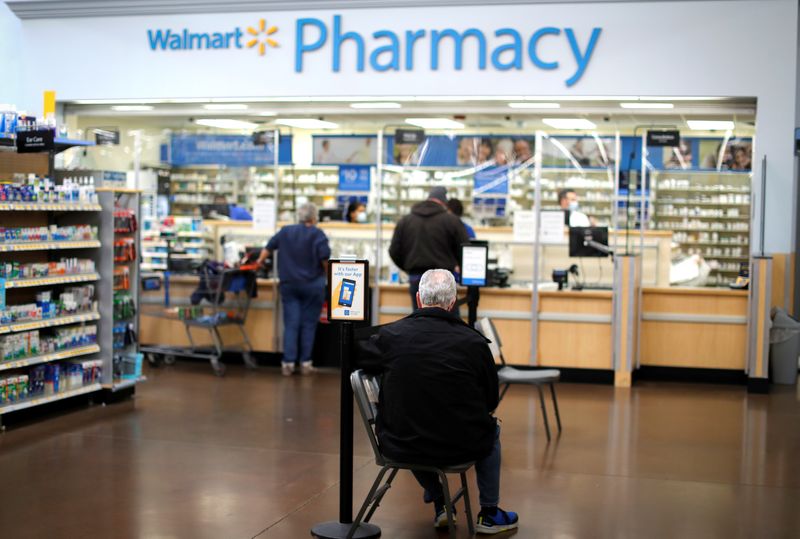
[[508, 102, 560, 109], [350, 102, 402, 109], [542, 118, 597, 130], [202, 103, 248, 111], [257, 111, 277, 116], [111, 105, 154, 112], [195, 119, 259, 130], [274, 118, 339, 129], [686, 120, 735, 131], [405, 118, 465, 129], [620, 102, 674, 109]]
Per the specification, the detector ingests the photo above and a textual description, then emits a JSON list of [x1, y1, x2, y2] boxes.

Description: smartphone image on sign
[[338, 279, 356, 307]]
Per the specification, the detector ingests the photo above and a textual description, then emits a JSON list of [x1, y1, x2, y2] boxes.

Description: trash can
[[769, 308, 800, 385]]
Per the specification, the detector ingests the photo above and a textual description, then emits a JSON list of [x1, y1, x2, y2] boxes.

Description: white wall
[[0, 2, 21, 106], [12, 0, 800, 253]]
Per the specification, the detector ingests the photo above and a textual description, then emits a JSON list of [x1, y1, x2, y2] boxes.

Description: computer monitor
[[569, 227, 610, 258], [200, 203, 229, 219], [460, 241, 489, 286], [318, 208, 342, 222]]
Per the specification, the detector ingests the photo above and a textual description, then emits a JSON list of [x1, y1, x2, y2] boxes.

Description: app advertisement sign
[[328, 260, 369, 322]]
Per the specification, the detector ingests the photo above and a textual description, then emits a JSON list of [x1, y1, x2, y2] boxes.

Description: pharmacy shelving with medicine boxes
[[140, 216, 213, 272], [651, 170, 751, 286], [0, 168, 143, 427]]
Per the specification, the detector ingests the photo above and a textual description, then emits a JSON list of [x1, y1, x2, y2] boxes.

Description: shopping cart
[[141, 263, 258, 376]]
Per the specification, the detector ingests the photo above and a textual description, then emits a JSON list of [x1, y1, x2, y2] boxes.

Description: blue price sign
[[338, 165, 371, 192]]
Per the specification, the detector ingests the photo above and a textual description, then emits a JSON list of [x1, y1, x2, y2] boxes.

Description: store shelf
[[655, 201, 750, 206], [0, 311, 101, 335], [169, 253, 205, 259], [0, 344, 100, 372], [0, 383, 102, 415], [0, 202, 102, 211], [105, 376, 147, 392], [176, 231, 205, 238], [0, 240, 101, 252], [140, 263, 167, 270], [657, 187, 750, 194], [3, 273, 100, 289], [141, 251, 168, 258], [54, 138, 95, 153], [657, 215, 749, 220]]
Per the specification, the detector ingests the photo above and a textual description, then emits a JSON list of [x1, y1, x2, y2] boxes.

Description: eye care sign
[[328, 259, 369, 322]]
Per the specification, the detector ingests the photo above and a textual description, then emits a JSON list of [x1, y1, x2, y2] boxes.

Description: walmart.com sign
[[147, 14, 602, 86]]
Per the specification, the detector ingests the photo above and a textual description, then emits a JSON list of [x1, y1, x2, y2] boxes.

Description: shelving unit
[[652, 170, 751, 285], [0, 137, 143, 424], [169, 166, 246, 215], [140, 216, 212, 271], [107, 188, 143, 389]]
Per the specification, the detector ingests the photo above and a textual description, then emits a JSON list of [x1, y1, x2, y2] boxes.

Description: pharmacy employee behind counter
[[257, 203, 331, 376]]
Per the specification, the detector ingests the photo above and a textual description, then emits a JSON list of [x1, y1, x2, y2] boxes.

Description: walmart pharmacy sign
[[147, 14, 602, 86]]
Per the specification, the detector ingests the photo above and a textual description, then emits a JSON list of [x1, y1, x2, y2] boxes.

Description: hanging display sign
[[252, 199, 277, 234], [94, 128, 120, 146], [168, 134, 293, 166], [338, 164, 371, 192], [16, 129, 55, 153], [394, 129, 426, 145], [513, 210, 566, 244], [474, 165, 510, 195], [647, 130, 680, 147], [328, 259, 369, 322]]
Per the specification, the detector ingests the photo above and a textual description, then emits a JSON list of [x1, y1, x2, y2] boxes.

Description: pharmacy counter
[[640, 287, 748, 370]]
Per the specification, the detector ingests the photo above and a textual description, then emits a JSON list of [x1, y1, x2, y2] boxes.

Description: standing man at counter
[[389, 186, 469, 310], [558, 188, 592, 227], [257, 203, 331, 376]]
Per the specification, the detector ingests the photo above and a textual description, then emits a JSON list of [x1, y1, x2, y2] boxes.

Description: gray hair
[[418, 269, 457, 308], [297, 202, 318, 223]]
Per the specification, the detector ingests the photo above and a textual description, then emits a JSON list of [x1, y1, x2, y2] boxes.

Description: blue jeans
[[412, 425, 501, 508], [280, 279, 325, 365]]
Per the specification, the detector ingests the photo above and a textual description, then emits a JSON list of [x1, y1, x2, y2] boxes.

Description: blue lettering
[[405, 30, 426, 70], [430, 28, 487, 70], [296, 18, 328, 71], [564, 27, 602, 87], [147, 29, 171, 50], [369, 30, 400, 71], [528, 27, 560, 70], [234, 27, 243, 49], [169, 32, 182, 50], [491, 28, 522, 70], [333, 14, 365, 72], [190, 33, 211, 49]]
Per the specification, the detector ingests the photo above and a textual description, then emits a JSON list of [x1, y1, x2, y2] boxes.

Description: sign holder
[[312, 260, 379, 539], [458, 241, 489, 327]]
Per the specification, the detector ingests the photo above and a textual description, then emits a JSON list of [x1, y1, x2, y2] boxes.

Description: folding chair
[[477, 317, 563, 442], [349, 370, 476, 538]]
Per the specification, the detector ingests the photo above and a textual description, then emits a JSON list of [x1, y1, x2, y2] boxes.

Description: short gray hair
[[418, 269, 457, 308], [297, 202, 318, 223]]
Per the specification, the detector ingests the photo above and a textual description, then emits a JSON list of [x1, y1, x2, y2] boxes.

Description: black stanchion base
[[311, 521, 381, 538]]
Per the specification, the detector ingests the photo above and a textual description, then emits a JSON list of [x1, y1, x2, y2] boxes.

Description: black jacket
[[389, 200, 470, 275], [358, 308, 499, 466]]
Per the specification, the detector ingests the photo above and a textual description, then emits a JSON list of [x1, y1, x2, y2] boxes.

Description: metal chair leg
[[364, 468, 399, 522], [499, 383, 510, 401], [460, 471, 475, 536], [438, 470, 456, 537], [348, 466, 392, 539], [549, 383, 562, 433], [536, 384, 551, 442]]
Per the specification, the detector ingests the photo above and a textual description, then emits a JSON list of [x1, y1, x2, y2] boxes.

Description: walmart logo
[[247, 18, 279, 55], [147, 18, 279, 56]]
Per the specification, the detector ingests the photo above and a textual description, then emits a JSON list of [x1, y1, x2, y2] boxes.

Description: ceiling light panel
[[686, 120, 735, 130], [111, 105, 154, 111]]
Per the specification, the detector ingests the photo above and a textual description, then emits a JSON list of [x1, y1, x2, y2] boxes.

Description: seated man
[[359, 269, 519, 534]]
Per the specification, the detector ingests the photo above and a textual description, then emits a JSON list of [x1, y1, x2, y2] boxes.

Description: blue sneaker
[[476, 507, 519, 534]]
